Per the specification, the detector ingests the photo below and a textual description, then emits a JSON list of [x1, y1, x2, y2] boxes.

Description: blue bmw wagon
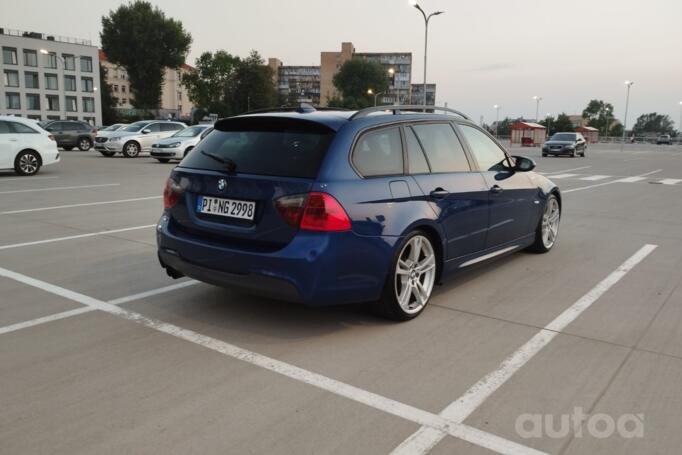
[[157, 105, 561, 320]]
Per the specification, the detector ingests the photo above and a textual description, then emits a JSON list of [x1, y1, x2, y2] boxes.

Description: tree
[[181, 50, 278, 117], [632, 112, 675, 135], [99, 63, 118, 125], [231, 51, 278, 113], [539, 115, 556, 136], [582, 99, 614, 135], [553, 113, 575, 133], [181, 50, 240, 117], [101, 1, 192, 110], [332, 58, 389, 109]]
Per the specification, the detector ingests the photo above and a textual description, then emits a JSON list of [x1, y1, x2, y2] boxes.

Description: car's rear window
[[180, 117, 335, 179]]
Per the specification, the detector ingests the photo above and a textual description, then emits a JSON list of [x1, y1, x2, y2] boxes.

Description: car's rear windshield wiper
[[200, 150, 237, 172]]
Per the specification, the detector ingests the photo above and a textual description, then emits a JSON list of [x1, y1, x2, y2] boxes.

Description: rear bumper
[[156, 215, 398, 306]]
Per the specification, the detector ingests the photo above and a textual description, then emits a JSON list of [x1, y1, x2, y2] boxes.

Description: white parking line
[[0, 267, 546, 455], [545, 173, 579, 179], [563, 169, 662, 194], [0, 196, 161, 215], [541, 166, 592, 175], [107, 280, 199, 305], [389, 244, 657, 455], [659, 179, 682, 185], [615, 176, 647, 183], [0, 176, 60, 183], [579, 175, 611, 181], [0, 225, 155, 251], [0, 183, 120, 195]]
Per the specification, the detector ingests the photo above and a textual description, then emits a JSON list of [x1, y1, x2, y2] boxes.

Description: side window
[[147, 123, 162, 132], [353, 127, 403, 177], [9, 122, 38, 134], [161, 123, 181, 132], [0, 121, 11, 134], [411, 123, 470, 173], [200, 127, 214, 139], [458, 125, 508, 172], [405, 127, 430, 174]]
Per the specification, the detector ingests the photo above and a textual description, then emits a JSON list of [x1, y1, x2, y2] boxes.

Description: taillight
[[163, 177, 183, 209], [275, 192, 351, 231]]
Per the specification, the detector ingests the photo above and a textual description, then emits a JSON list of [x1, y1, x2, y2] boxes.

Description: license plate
[[196, 195, 255, 221]]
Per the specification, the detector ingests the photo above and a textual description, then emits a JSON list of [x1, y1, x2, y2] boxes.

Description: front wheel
[[122, 141, 140, 158], [156, 158, 170, 163], [527, 194, 560, 253], [78, 137, 92, 151], [374, 231, 438, 321], [14, 150, 41, 176]]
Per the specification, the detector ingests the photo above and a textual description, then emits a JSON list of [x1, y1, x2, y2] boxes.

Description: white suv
[[99, 120, 186, 158], [0, 116, 60, 176]]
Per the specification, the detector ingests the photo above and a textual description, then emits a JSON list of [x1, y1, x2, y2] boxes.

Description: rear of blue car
[[156, 115, 391, 305]]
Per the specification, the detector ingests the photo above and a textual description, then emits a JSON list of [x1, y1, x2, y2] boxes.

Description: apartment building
[[410, 83, 437, 106], [100, 50, 194, 120], [1, 27, 102, 125], [270, 41, 436, 108]]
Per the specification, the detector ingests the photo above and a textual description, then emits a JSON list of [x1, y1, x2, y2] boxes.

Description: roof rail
[[242, 103, 351, 116], [349, 105, 470, 121]]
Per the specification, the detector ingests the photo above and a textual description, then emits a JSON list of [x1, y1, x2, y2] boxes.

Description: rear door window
[[147, 123, 163, 133], [458, 124, 509, 171], [405, 126, 430, 174], [353, 127, 403, 177], [0, 121, 11, 134], [9, 122, 38, 134], [180, 117, 335, 179], [411, 123, 470, 173], [162, 123, 182, 132]]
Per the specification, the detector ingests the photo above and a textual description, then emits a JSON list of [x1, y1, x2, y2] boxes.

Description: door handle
[[490, 185, 503, 194], [430, 188, 449, 199], [9, 138, 18, 142]]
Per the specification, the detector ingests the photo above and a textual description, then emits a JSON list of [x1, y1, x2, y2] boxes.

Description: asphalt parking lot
[[1, 142, 682, 455]]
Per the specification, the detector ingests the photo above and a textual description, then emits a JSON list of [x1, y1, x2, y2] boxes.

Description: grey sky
[[4, 0, 682, 126]]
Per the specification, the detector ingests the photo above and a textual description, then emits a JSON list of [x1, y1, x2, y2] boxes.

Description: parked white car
[[94, 123, 128, 155], [98, 120, 186, 158], [150, 125, 214, 162], [0, 115, 60, 176]]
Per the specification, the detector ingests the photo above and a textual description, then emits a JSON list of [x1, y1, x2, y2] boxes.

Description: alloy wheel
[[19, 153, 39, 175], [541, 197, 560, 248], [394, 235, 436, 314]]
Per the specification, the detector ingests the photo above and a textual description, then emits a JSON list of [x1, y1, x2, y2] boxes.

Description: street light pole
[[678, 101, 682, 144], [367, 89, 385, 107], [493, 104, 501, 137], [409, 0, 444, 108], [533, 96, 542, 122], [621, 81, 634, 152]]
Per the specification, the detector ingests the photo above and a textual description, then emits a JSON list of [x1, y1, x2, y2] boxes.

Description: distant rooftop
[[0, 27, 92, 47]]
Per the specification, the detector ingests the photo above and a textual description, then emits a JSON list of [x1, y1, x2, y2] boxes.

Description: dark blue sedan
[[157, 105, 561, 320]]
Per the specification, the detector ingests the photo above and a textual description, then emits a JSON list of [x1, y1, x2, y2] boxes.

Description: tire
[[99, 150, 116, 157], [156, 158, 171, 163], [527, 194, 560, 253], [63, 146, 73, 151], [77, 137, 92, 151], [122, 141, 141, 158], [184, 146, 194, 157], [14, 150, 41, 176], [373, 231, 438, 321], [542, 153, 547, 157]]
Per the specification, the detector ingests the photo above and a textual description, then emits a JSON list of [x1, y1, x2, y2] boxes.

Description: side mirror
[[512, 155, 536, 172], [141, 128, 151, 134]]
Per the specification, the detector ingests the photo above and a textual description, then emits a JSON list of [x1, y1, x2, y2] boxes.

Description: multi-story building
[[100, 50, 194, 120], [1, 27, 102, 125], [410, 83, 437, 106], [271, 41, 435, 108], [268, 59, 320, 106]]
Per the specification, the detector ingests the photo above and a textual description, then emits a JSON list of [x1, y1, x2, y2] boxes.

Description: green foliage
[[582, 99, 615, 135], [181, 50, 278, 117], [538, 116, 556, 136], [552, 113, 575, 133], [491, 118, 513, 136], [610, 123, 623, 137], [632, 112, 675, 135], [98, 64, 118, 125], [332, 58, 389, 109], [100, 1, 192, 109]]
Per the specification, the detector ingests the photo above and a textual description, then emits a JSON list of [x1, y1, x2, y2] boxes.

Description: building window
[[3, 47, 18, 65], [27, 114, 42, 121], [113, 84, 119, 92], [66, 116, 78, 121], [80, 56, 93, 72], [65, 96, 77, 112], [26, 93, 40, 110], [3, 70, 19, 87], [46, 115, 60, 121], [83, 116, 95, 125], [64, 75, 76, 91], [23, 49, 37, 67], [25, 72, 39, 89], [5, 92, 21, 109], [122, 98, 127, 105], [44, 52, 58, 69], [121, 85, 126, 93], [62, 54, 75, 71], [46, 95, 60, 111], [82, 97, 95, 112], [45, 73, 59, 90], [81, 77, 94, 92]]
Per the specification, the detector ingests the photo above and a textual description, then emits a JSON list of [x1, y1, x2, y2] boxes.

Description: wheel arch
[[401, 221, 446, 282], [15, 148, 42, 166]]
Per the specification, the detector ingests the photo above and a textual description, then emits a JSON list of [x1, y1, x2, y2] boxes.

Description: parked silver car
[[99, 120, 187, 157], [150, 124, 214, 162], [94, 124, 129, 155]]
